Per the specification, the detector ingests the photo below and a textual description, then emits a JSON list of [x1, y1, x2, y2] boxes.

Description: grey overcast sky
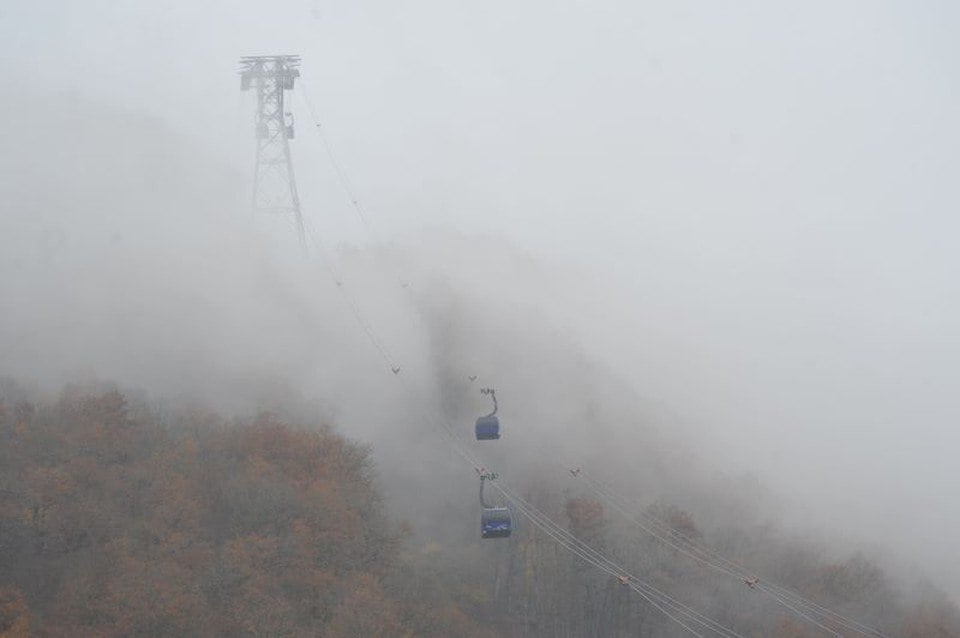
[[3, 0, 960, 594]]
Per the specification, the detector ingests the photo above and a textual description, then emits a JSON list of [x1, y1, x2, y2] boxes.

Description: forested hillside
[[0, 386, 493, 637], [1, 384, 958, 637]]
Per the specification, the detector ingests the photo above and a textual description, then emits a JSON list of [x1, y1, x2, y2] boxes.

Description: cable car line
[[300, 229, 743, 634], [290, 80, 887, 637], [303, 197, 738, 636], [298, 140, 876, 638], [297, 81, 374, 233]]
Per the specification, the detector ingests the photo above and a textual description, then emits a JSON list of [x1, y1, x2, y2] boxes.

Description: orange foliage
[[0, 389, 439, 636], [0, 589, 30, 638]]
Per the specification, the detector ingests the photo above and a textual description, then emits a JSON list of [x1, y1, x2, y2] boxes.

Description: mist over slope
[[1, 86, 959, 635], [4, 0, 960, 613], [0, 91, 753, 552], [0, 386, 507, 637]]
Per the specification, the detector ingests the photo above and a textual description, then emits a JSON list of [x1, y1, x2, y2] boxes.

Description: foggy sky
[[3, 0, 960, 597]]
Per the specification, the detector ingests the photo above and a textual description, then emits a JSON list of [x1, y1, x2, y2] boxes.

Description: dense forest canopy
[[0, 384, 497, 637], [0, 383, 957, 637]]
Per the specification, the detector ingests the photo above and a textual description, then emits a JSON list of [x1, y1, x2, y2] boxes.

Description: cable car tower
[[239, 54, 305, 248]]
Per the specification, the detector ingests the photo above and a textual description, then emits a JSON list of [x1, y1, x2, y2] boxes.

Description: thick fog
[[3, 0, 959, 600]]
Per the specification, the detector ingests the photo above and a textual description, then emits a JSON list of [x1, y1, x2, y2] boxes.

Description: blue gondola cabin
[[475, 415, 500, 440], [481, 507, 512, 538]]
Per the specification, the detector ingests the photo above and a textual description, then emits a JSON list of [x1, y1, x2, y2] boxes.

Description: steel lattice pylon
[[239, 54, 305, 247]]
